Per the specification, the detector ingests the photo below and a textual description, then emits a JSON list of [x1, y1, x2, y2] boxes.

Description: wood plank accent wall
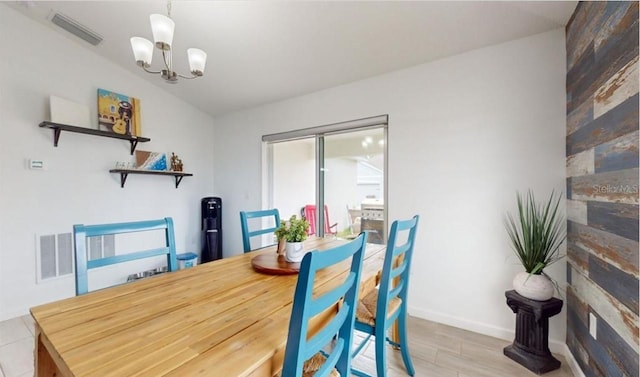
[[565, 2, 639, 376]]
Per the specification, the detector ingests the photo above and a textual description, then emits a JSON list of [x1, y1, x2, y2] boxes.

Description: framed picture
[[135, 150, 167, 171], [97, 88, 141, 136]]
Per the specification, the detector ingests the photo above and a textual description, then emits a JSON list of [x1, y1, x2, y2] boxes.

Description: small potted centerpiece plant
[[504, 190, 566, 301], [275, 215, 310, 263]]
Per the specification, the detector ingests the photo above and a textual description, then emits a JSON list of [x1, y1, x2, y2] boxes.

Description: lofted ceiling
[[8, 1, 577, 118]]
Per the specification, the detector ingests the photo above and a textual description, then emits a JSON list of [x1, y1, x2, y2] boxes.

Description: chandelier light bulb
[[130, 37, 154, 67], [187, 48, 207, 76], [150, 14, 175, 50]]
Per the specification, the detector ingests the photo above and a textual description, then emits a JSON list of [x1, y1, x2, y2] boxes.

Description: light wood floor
[[351, 316, 575, 377]]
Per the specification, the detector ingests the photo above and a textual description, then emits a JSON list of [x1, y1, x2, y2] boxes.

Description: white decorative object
[[285, 242, 305, 263], [49, 96, 90, 127], [513, 271, 554, 301]]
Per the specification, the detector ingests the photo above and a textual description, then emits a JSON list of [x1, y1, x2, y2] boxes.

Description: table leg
[[35, 329, 59, 377]]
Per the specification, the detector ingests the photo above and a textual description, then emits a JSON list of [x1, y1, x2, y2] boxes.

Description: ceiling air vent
[[51, 12, 103, 46]]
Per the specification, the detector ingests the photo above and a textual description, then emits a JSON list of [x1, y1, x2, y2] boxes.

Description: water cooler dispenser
[[201, 197, 222, 262]]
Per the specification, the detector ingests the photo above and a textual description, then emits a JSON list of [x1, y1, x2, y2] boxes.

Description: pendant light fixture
[[130, 0, 207, 83]]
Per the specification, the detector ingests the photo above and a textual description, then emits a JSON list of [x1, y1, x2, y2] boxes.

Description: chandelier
[[130, 1, 207, 83]]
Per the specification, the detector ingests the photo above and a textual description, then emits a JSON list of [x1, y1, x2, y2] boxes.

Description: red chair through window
[[302, 204, 338, 237]]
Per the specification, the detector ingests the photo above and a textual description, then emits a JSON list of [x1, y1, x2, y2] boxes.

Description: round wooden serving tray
[[251, 254, 300, 275]]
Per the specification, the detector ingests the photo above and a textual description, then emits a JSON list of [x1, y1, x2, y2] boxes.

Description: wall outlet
[[589, 312, 597, 339]]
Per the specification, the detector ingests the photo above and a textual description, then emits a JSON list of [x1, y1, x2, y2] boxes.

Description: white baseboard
[[408, 306, 566, 355], [563, 343, 586, 377]]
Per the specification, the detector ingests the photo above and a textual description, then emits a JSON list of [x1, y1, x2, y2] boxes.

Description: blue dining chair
[[239, 209, 281, 253], [73, 217, 178, 295], [281, 232, 368, 377], [352, 215, 419, 377]]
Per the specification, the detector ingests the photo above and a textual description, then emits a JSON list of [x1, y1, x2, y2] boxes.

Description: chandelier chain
[[164, 0, 173, 72]]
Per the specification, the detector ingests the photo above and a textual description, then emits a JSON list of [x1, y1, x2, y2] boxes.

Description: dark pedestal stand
[[503, 290, 563, 374]]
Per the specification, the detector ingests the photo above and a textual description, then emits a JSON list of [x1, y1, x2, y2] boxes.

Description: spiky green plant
[[505, 190, 566, 275]]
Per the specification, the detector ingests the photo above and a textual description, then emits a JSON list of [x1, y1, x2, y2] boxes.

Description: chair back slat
[[281, 232, 368, 377], [377, 215, 419, 329], [316, 338, 345, 376], [390, 258, 408, 279], [392, 242, 411, 257], [80, 219, 172, 236], [305, 304, 350, 358], [86, 247, 172, 269], [388, 282, 404, 301], [239, 209, 280, 252], [74, 217, 178, 295], [308, 272, 356, 317]]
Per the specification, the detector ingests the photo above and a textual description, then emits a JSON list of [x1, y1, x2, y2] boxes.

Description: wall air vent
[[35, 232, 115, 283], [51, 12, 103, 46], [36, 232, 74, 283]]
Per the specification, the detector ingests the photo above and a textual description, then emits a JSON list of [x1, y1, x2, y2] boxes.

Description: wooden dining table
[[31, 237, 386, 377]]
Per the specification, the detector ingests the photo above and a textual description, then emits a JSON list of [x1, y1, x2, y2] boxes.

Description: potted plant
[[275, 215, 310, 262], [504, 190, 565, 301]]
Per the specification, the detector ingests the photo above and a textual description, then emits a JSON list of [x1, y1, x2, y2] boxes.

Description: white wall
[[272, 140, 315, 219], [356, 161, 384, 201], [0, 5, 215, 320], [213, 30, 567, 345], [325, 157, 358, 233]]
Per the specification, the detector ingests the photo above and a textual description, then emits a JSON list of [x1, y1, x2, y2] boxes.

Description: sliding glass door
[[323, 128, 386, 243], [265, 116, 387, 244]]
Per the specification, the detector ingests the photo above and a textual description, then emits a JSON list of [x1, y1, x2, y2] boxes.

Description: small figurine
[[170, 152, 184, 172]]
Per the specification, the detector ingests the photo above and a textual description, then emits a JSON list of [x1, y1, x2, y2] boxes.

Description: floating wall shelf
[[109, 169, 193, 188], [39, 121, 151, 155]]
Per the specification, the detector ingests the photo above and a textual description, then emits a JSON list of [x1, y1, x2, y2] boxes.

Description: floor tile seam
[[0, 337, 33, 350], [0, 318, 30, 328], [433, 348, 442, 364], [459, 340, 506, 355], [18, 317, 35, 336], [0, 329, 32, 345], [437, 348, 534, 377]]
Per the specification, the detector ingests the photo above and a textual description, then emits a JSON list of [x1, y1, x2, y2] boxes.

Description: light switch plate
[[589, 312, 597, 339]]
